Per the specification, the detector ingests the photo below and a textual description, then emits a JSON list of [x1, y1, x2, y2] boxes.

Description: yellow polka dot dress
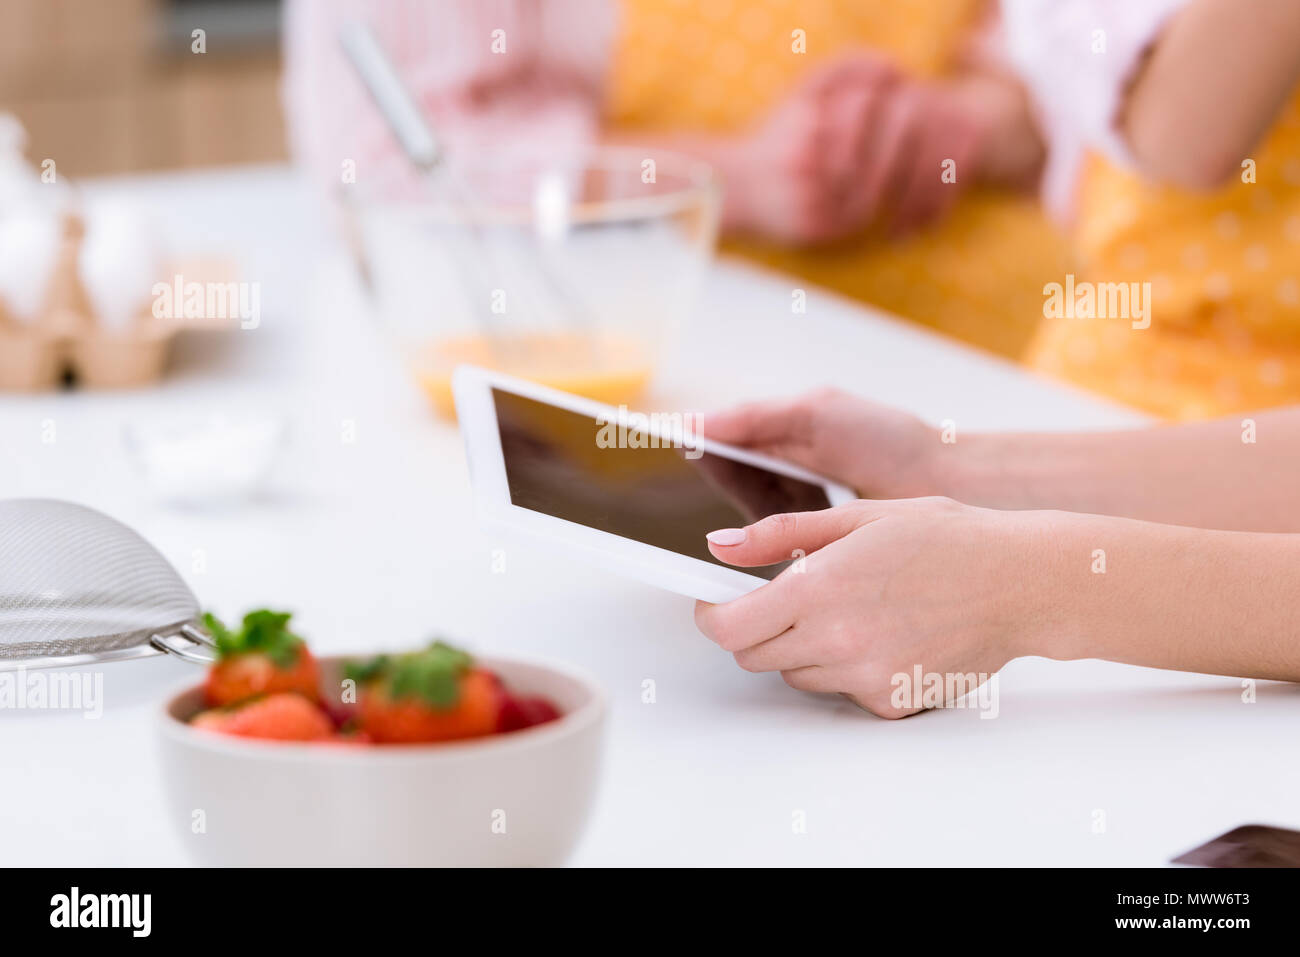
[[1025, 90, 1300, 419]]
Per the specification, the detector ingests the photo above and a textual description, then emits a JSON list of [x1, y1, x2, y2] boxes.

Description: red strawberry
[[325, 730, 374, 746], [201, 610, 321, 707], [204, 647, 320, 708], [497, 693, 562, 733], [319, 696, 358, 731], [212, 693, 334, 742], [496, 692, 531, 733], [517, 695, 561, 727], [358, 668, 502, 744], [190, 708, 233, 732]]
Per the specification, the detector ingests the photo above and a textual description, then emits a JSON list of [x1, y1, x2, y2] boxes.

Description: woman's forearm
[[1031, 513, 1300, 682], [1121, 0, 1300, 189], [946, 407, 1300, 532]]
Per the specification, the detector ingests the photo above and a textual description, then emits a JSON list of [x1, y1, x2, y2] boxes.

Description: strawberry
[[348, 641, 504, 744], [358, 668, 502, 744], [204, 648, 320, 708], [496, 692, 530, 733], [190, 708, 233, 732], [516, 695, 561, 727], [325, 730, 374, 746], [211, 693, 334, 741], [319, 696, 358, 731], [498, 693, 561, 733], [201, 610, 321, 707]]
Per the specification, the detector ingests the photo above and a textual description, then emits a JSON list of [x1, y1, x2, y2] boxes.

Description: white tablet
[[453, 366, 856, 603]]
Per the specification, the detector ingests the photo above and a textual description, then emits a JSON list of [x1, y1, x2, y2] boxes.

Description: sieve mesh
[[0, 499, 199, 662]]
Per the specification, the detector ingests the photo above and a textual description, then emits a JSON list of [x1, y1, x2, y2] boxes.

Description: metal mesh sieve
[[0, 499, 215, 670]]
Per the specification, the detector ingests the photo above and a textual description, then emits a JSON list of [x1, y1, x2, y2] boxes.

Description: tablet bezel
[[453, 365, 857, 603]]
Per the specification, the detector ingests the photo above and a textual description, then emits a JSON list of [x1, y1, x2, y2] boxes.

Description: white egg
[[0, 112, 43, 218], [79, 200, 164, 332], [0, 213, 60, 324]]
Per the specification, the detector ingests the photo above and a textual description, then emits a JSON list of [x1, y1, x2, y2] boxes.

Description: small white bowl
[[158, 655, 606, 866], [123, 414, 285, 507]]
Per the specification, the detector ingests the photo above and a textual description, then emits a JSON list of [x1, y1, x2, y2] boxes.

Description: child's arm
[[1121, 0, 1300, 188]]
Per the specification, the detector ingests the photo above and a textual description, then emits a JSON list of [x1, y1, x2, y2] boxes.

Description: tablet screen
[[493, 389, 834, 579]]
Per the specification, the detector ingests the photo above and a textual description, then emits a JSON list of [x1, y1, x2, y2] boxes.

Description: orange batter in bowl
[[413, 331, 655, 418]]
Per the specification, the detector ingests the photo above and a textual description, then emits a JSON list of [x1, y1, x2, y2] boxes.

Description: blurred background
[[1, 0, 286, 175], [3, 0, 1298, 423]]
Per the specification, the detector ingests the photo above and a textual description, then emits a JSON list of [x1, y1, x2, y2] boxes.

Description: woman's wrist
[[1006, 512, 1300, 680], [992, 508, 1097, 662], [928, 432, 1035, 507], [936, 430, 1123, 515], [996, 508, 1169, 665]]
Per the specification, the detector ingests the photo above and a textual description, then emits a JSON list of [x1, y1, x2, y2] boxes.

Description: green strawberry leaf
[[343, 654, 390, 686], [345, 640, 474, 710], [204, 609, 304, 668]]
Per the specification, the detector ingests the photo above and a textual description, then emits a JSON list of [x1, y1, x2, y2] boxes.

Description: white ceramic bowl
[[158, 655, 606, 866]]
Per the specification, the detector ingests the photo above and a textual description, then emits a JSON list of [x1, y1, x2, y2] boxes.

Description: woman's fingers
[[809, 57, 900, 237], [832, 75, 897, 228], [854, 83, 924, 226], [705, 504, 875, 567], [695, 504, 880, 653], [694, 506, 870, 652], [780, 665, 841, 693], [889, 96, 979, 236], [694, 576, 800, 652], [824, 84, 877, 186], [734, 626, 818, 673], [701, 397, 812, 449], [823, 62, 896, 181], [784, 666, 921, 719]]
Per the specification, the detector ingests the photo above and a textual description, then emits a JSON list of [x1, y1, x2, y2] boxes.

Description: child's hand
[[703, 389, 946, 500], [694, 498, 1051, 717]]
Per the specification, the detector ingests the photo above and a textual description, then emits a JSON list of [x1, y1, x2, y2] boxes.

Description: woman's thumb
[[705, 503, 875, 567]]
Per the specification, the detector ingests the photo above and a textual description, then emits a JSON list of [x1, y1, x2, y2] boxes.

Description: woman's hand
[[703, 388, 949, 500], [694, 497, 1055, 718], [725, 52, 900, 243], [696, 497, 1300, 711], [726, 52, 989, 243]]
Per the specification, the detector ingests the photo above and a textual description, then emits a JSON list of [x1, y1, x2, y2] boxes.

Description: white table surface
[[2, 165, 1297, 867]]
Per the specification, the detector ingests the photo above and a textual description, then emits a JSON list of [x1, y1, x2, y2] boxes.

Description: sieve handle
[[150, 623, 217, 665]]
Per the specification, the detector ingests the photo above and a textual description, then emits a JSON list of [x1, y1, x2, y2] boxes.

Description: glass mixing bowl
[[345, 146, 720, 417]]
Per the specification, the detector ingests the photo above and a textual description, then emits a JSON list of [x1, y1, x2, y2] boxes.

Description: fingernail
[[706, 528, 747, 546]]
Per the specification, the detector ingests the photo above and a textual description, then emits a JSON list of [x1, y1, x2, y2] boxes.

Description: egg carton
[[0, 210, 237, 391]]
